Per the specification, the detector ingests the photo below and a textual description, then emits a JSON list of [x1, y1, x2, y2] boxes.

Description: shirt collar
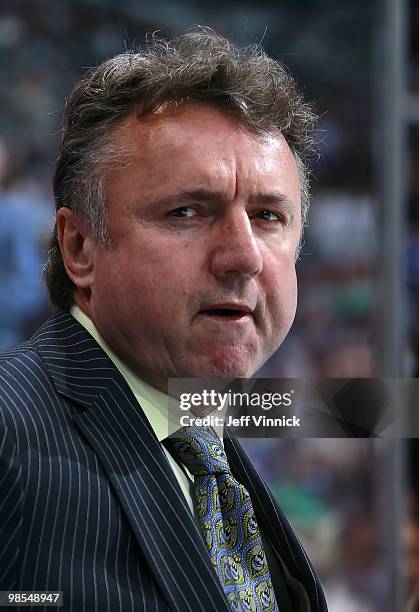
[[70, 304, 226, 445], [70, 304, 175, 441]]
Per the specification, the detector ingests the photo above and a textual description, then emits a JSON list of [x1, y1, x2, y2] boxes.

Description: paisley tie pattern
[[164, 426, 279, 612]]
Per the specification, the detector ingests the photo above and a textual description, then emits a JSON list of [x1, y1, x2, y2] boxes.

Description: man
[[0, 30, 327, 611]]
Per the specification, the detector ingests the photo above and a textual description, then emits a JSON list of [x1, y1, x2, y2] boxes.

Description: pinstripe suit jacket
[[0, 310, 327, 611]]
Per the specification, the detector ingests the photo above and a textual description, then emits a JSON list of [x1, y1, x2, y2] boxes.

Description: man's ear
[[56, 207, 96, 291]]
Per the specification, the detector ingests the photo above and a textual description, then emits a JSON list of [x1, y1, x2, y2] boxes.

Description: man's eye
[[169, 207, 197, 218], [254, 210, 282, 222]]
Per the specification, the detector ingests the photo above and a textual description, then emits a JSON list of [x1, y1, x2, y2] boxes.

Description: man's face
[[86, 103, 302, 389]]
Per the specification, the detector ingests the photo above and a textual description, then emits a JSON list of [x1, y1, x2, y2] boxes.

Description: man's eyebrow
[[138, 188, 296, 215], [140, 189, 227, 207], [247, 192, 296, 212]]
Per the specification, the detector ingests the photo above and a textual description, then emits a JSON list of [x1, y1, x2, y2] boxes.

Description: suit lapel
[[34, 311, 229, 612], [224, 427, 326, 612]]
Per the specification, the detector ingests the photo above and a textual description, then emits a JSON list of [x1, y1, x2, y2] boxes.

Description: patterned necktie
[[164, 426, 279, 612]]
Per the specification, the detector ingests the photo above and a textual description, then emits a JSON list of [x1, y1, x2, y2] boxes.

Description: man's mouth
[[198, 303, 254, 322]]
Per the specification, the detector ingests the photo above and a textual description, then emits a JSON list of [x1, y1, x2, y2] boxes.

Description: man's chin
[[185, 351, 260, 380]]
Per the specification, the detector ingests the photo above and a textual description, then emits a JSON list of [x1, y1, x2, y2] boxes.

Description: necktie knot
[[164, 426, 230, 477]]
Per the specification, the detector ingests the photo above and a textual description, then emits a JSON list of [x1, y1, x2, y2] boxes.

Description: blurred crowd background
[[0, 0, 418, 610]]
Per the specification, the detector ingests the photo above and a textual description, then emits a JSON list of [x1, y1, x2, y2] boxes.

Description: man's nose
[[209, 210, 263, 280]]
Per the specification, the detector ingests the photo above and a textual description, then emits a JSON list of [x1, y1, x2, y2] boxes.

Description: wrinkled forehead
[[106, 101, 292, 169]]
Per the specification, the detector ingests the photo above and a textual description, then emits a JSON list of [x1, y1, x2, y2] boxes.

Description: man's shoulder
[[0, 335, 37, 359], [0, 336, 44, 380], [0, 316, 65, 427], [0, 309, 82, 374], [0, 310, 65, 374]]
